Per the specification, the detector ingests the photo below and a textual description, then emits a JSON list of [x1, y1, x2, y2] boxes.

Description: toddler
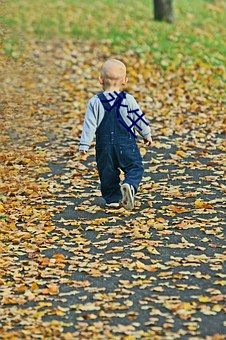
[[79, 59, 152, 209]]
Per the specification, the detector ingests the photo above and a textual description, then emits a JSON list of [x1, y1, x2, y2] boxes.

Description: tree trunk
[[153, 0, 174, 23]]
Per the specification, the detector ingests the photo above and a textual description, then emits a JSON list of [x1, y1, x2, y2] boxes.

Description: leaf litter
[[0, 39, 225, 339]]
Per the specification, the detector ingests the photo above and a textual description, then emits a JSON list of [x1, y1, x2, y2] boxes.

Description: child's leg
[[117, 143, 144, 193], [96, 146, 122, 203]]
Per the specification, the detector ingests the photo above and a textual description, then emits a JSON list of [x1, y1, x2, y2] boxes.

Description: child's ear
[[122, 77, 128, 85], [99, 76, 104, 84]]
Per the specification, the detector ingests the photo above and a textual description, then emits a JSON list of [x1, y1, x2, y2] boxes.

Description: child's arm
[[128, 95, 152, 144], [79, 99, 97, 153]]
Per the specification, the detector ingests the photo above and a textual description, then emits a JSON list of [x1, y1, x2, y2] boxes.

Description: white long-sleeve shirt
[[79, 91, 151, 151]]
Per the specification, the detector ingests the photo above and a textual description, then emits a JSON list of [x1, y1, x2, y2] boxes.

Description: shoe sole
[[120, 183, 134, 210], [105, 203, 121, 208]]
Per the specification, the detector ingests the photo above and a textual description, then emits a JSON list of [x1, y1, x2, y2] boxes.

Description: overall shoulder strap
[[97, 91, 126, 111], [97, 93, 112, 111]]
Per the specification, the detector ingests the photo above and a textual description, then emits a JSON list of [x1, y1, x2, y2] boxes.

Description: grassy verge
[[1, 0, 225, 66]]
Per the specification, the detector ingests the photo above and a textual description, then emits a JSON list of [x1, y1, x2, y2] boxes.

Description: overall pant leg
[[116, 142, 144, 193], [96, 144, 122, 203]]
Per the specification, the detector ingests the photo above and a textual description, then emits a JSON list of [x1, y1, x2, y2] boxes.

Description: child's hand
[[144, 137, 152, 146], [80, 150, 87, 155]]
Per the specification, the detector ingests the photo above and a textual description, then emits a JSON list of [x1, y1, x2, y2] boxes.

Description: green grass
[[1, 0, 225, 65]]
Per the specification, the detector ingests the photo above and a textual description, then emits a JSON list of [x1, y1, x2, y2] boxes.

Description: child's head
[[99, 59, 128, 91]]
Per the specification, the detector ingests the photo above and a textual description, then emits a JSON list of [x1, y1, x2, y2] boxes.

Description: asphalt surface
[[1, 40, 225, 339], [32, 126, 226, 339]]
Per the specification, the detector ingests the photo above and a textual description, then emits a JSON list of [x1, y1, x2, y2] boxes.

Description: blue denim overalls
[[96, 92, 144, 204]]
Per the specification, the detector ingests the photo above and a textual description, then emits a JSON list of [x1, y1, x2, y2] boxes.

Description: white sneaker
[[120, 183, 135, 210], [105, 202, 121, 208]]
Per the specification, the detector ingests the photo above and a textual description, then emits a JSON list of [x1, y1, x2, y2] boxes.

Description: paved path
[[38, 127, 225, 339], [0, 41, 225, 339]]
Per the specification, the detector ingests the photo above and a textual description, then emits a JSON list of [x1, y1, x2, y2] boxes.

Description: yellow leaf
[[182, 302, 193, 311], [106, 247, 124, 254], [198, 296, 211, 303], [153, 286, 164, 292], [151, 158, 160, 164], [42, 284, 59, 295], [0, 203, 5, 212], [176, 150, 187, 158], [140, 147, 146, 156], [187, 323, 199, 331], [14, 285, 27, 293], [212, 304, 223, 312], [48, 284, 59, 295], [31, 282, 39, 292], [53, 253, 66, 262], [135, 260, 147, 269], [214, 280, 226, 286], [70, 236, 85, 243], [91, 218, 108, 225], [37, 302, 52, 309], [194, 199, 213, 209], [62, 333, 74, 340], [33, 310, 51, 319], [9, 222, 16, 228], [147, 246, 160, 255], [155, 224, 167, 230], [135, 260, 157, 272]]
